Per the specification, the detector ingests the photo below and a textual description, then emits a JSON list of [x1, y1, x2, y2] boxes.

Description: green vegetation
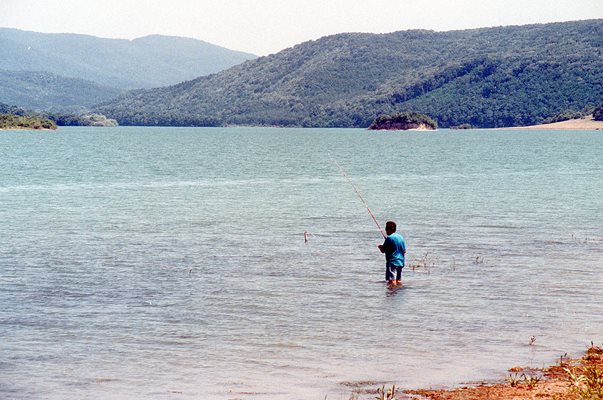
[[565, 365, 603, 399], [368, 112, 437, 130], [96, 20, 603, 128], [48, 113, 118, 127], [0, 70, 121, 111], [506, 371, 543, 389], [542, 108, 591, 124], [563, 345, 603, 400], [0, 102, 26, 116], [0, 28, 256, 113], [450, 123, 473, 129], [0, 102, 117, 127], [0, 28, 256, 90], [594, 103, 603, 121], [0, 113, 56, 130]]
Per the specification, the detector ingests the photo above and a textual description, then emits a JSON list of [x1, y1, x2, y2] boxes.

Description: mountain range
[[0, 28, 256, 111], [96, 19, 603, 128]]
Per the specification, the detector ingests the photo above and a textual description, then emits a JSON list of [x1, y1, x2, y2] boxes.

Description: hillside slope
[[0, 29, 257, 89], [96, 20, 603, 128], [0, 70, 121, 112]]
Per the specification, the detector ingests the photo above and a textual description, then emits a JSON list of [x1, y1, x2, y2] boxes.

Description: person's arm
[[378, 237, 390, 253]]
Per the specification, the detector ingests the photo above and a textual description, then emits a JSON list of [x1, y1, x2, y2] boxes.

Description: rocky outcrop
[[368, 112, 437, 130]]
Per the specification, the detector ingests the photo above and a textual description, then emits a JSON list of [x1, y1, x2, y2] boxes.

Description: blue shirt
[[383, 232, 406, 268]]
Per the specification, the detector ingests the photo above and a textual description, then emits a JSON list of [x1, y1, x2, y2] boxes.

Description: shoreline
[[397, 345, 603, 399], [493, 116, 603, 130], [0, 126, 56, 131], [341, 345, 603, 399]]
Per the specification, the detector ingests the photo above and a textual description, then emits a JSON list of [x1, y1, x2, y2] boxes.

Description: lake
[[1, 126, 602, 399]]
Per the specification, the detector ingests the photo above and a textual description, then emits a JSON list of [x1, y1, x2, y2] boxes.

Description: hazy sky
[[1, 0, 602, 55]]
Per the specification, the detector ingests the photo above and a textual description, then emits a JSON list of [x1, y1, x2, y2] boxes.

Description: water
[[1, 126, 602, 399]]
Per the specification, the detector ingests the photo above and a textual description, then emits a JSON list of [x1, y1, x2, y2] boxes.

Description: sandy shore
[[396, 345, 603, 399], [495, 116, 603, 130]]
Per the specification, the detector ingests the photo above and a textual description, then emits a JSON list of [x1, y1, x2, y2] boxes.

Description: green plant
[[565, 366, 603, 399], [375, 384, 396, 400], [505, 372, 542, 389], [523, 373, 542, 389], [507, 372, 522, 387]]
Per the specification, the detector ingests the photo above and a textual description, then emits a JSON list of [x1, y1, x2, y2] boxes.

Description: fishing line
[[330, 154, 386, 239]]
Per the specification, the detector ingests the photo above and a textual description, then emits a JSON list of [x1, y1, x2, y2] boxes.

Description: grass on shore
[[405, 343, 603, 400]]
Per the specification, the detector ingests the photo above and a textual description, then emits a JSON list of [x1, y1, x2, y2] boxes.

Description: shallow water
[[0, 126, 602, 399]]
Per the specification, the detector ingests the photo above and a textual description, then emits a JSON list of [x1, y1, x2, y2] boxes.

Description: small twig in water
[[473, 255, 485, 264]]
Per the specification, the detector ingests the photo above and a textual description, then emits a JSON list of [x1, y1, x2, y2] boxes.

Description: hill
[[0, 29, 257, 89], [0, 70, 121, 112], [95, 20, 603, 128]]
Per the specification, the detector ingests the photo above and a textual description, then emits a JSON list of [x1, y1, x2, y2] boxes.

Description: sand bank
[[496, 116, 603, 130]]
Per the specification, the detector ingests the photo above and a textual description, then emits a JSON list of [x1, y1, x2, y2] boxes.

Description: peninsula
[[0, 114, 57, 130]]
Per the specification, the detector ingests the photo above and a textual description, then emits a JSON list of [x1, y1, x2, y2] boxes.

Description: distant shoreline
[[494, 116, 603, 130], [2, 118, 602, 131], [0, 127, 55, 131]]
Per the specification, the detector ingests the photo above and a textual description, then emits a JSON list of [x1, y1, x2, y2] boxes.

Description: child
[[378, 221, 406, 285]]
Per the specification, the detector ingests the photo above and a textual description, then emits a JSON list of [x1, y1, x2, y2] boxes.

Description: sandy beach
[[496, 116, 603, 130]]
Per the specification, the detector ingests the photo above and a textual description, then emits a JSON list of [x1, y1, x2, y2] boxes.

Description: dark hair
[[385, 221, 396, 232]]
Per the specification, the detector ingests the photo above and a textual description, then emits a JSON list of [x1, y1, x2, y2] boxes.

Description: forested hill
[[0, 70, 120, 112], [0, 29, 257, 89], [96, 20, 603, 128]]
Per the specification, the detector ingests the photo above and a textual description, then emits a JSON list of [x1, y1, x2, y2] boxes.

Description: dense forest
[[594, 102, 603, 121], [0, 102, 117, 127], [0, 70, 121, 112], [0, 113, 56, 130], [96, 20, 603, 128], [368, 112, 437, 130]]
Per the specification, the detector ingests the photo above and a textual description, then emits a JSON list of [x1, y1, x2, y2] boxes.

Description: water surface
[[1, 127, 602, 399]]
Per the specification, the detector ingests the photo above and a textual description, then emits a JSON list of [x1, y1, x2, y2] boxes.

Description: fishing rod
[[330, 154, 386, 239]]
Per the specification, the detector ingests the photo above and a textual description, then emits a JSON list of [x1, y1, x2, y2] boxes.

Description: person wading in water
[[378, 221, 406, 285]]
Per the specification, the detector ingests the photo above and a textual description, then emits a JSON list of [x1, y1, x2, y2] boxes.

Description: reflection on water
[[0, 127, 602, 399]]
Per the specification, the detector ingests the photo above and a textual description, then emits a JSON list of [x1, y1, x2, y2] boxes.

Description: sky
[[1, 0, 602, 56]]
